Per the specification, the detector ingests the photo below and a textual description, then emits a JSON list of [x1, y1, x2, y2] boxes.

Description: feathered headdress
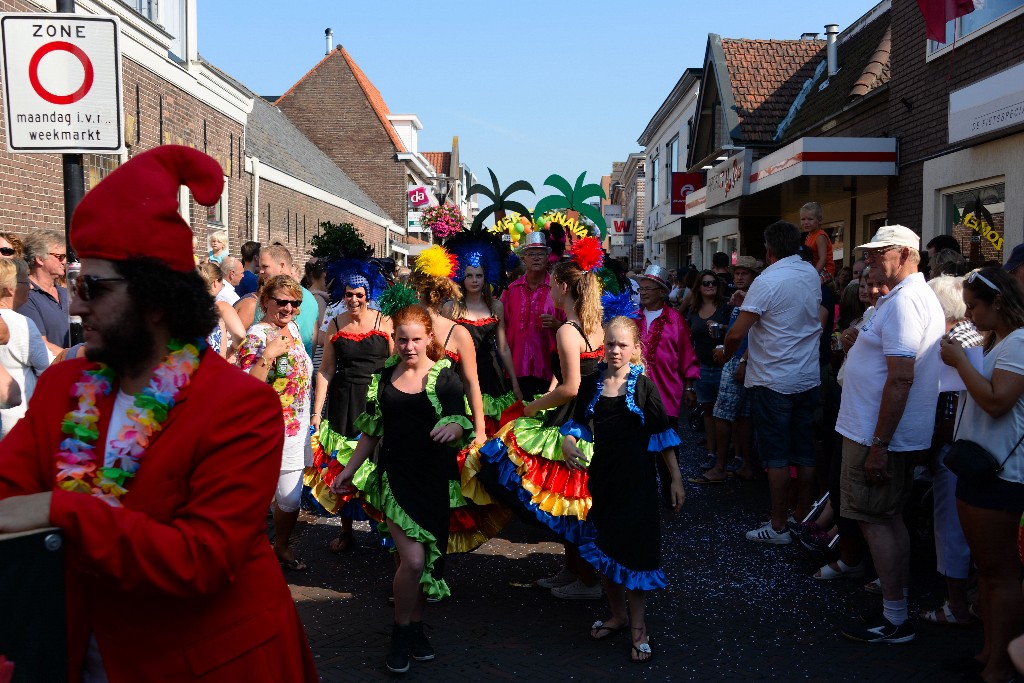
[[568, 236, 605, 272], [326, 258, 388, 303], [377, 282, 420, 318], [413, 244, 459, 279], [444, 227, 509, 287], [601, 291, 639, 324]]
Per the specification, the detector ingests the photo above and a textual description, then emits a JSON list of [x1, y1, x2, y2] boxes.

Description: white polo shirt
[[740, 254, 822, 394], [835, 272, 944, 451]]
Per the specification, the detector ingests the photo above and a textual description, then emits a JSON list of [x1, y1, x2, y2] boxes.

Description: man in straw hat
[[635, 263, 699, 502], [0, 146, 318, 681], [503, 231, 564, 398]]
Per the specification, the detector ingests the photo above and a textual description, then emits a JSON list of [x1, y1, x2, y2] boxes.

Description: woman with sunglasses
[[310, 269, 393, 554], [939, 267, 1024, 683], [684, 269, 733, 474], [238, 274, 314, 572], [0, 232, 22, 259], [0, 258, 49, 437]]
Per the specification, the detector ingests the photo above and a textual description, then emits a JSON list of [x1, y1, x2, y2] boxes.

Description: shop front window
[[946, 182, 1005, 264]]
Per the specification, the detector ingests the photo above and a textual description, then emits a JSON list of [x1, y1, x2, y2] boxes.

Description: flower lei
[[54, 340, 204, 507]]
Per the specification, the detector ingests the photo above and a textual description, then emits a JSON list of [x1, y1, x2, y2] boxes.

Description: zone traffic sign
[[1, 13, 124, 153]]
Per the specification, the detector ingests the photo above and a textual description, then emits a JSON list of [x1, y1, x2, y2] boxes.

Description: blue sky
[[198, 1, 877, 207]]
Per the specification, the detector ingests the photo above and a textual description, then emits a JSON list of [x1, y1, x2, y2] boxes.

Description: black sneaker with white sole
[[841, 616, 915, 644]]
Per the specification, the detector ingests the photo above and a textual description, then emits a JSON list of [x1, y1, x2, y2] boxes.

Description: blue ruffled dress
[[563, 364, 681, 590]]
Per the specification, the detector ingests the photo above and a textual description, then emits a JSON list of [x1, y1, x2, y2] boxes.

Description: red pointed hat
[[71, 145, 224, 272]]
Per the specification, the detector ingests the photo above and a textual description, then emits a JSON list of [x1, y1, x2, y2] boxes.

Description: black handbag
[[944, 405, 1024, 484]]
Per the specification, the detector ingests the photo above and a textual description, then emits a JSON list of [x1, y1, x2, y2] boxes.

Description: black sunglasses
[[0, 247, 15, 256], [272, 297, 302, 308], [701, 280, 719, 287], [74, 275, 128, 301]]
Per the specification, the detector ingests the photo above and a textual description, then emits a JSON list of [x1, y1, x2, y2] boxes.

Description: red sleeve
[[48, 376, 285, 598]]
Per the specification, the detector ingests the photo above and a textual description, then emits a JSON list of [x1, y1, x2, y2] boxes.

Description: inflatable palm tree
[[468, 168, 535, 231], [533, 172, 608, 239]]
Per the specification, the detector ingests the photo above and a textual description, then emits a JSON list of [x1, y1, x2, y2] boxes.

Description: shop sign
[[408, 186, 430, 207], [604, 204, 632, 237], [705, 149, 751, 209], [949, 61, 1024, 144], [671, 172, 704, 215]]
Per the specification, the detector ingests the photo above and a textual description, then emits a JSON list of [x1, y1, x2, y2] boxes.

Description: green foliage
[[310, 221, 373, 259]]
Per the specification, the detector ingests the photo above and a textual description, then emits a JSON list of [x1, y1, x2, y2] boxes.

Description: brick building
[[274, 45, 441, 260], [887, 0, 1024, 263], [683, 1, 897, 268], [244, 97, 397, 262]]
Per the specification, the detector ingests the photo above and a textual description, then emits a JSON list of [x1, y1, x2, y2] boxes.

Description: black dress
[[455, 316, 509, 399], [327, 313, 390, 435], [573, 367, 681, 590], [359, 360, 470, 599]]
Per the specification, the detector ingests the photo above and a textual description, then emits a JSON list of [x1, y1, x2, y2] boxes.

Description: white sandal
[[814, 560, 865, 580]]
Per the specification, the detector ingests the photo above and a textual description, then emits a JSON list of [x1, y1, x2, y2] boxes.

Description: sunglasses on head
[[272, 297, 302, 308], [967, 270, 999, 293], [74, 274, 128, 301], [0, 247, 15, 256]]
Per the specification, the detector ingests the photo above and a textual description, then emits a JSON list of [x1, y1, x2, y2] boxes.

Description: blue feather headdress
[[326, 258, 388, 303], [443, 228, 509, 288], [601, 290, 639, 324]]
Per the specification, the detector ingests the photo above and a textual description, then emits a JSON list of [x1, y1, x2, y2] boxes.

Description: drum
[[0, 528, 66, 683]]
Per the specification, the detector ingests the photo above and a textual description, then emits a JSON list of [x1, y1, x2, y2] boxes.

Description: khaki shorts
[[839, 438, 927, 524]]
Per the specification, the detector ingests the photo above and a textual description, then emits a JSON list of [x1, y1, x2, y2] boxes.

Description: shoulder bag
[[944, 401, 1024, 484]]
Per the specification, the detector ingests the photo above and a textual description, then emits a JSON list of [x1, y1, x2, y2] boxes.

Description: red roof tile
[[275, 47, 406, 153], [721, 39, 824, 142], [422, 152, 450, 175]]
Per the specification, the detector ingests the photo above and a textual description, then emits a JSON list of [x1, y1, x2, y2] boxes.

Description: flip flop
[[920, 601, 976, 628], [590, 620, 627, 641], [279, 557, 308, 572], [688, 474, 727, 485], [630, 642, 653, 664], [814, 561, 865, 580]]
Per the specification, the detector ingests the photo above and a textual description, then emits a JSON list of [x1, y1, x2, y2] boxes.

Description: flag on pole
[[917, 0, 980, 42]]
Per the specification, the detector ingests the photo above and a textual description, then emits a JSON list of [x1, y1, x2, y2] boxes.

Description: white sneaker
[[745, 522, 793, 544], [550, 578, 603, 600], [535, 568, 576, 589]]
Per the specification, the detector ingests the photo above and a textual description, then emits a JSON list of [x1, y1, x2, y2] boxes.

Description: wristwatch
[[870, 436, 890, 448], [738, 358, 747, 364]]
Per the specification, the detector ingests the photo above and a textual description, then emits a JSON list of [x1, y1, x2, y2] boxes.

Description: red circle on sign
[[28, 41, 94, 105]]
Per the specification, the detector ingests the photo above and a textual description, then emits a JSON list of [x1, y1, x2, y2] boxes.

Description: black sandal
[[279, 557, 308, 571], [590, 620, 628, 641]]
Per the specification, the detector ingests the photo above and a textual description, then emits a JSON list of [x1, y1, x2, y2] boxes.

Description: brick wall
[[888, 0, 1024, 227], [253, 178, 389, 264], [275, 50, 408, 229]]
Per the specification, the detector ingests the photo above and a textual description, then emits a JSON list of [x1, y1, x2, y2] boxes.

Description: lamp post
[[432, 175, 452, 206]]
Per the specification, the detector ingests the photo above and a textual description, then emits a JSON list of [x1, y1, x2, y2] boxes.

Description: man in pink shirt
[[635, 264, 700, 503], [503, 233, 562, 398]]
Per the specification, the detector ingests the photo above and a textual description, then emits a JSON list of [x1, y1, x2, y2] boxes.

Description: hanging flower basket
[[422, 204, 464, 241]]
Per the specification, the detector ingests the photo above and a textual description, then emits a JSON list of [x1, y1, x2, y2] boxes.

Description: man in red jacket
[[0, 146, 319, 682]]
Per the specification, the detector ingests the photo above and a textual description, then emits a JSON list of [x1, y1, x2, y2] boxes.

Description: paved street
[[287, 425, 975, 682]]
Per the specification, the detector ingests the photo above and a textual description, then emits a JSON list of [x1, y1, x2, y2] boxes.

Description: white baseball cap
[[857, 225, 920, 251]]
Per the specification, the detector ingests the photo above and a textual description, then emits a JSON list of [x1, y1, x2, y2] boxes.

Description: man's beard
[[84, 305, 158, 377]]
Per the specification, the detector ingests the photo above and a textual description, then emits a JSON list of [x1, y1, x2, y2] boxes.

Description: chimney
[[800, 32, 819, 41], [325, 28, 333, 55], [825, 24, 839, 76]]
